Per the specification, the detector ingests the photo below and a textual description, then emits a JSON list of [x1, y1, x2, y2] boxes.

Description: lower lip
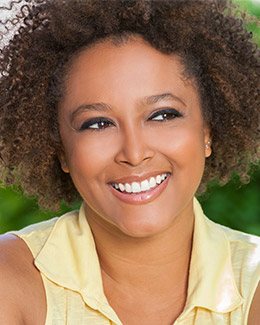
[[109, 175, 170, 205]]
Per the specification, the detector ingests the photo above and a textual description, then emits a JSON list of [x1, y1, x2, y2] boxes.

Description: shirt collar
[[34, 198, 243, 322], [34, 204, 122, 324], [179, 198, 243, 320]]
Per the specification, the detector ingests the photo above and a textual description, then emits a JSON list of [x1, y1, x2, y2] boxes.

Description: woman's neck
[[86, 201, 195, 297], [86, 202, 195, 324]]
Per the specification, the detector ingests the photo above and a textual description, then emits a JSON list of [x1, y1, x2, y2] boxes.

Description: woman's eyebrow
[[70, 102, 112, 122], [143, 93, 186, 107], [70, 92, 186, 122]]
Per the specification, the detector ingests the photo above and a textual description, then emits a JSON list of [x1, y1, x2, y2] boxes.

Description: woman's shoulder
[[0, 210, 80, 324], [11, 216, 60, 258], [248, 282, 260, 324], [215, 222, 260, 322], [9, 210, 79, 258], [208, 218, 260, 258], [219, 224, 260, 270], [216, 222, 260, 284], [0, 234, 46, 324]]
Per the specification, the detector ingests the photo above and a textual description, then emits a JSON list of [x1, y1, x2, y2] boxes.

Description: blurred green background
[[0, 0, 260, 235]]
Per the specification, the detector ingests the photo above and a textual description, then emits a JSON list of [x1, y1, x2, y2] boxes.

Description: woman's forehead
[[59, 37, 201, 119]]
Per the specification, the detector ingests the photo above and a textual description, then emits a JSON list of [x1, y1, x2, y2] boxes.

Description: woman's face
[[58, 37, 211, 238]]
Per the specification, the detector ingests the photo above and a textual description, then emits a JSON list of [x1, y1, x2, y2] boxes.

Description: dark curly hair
[[0, 0, 259, 210]]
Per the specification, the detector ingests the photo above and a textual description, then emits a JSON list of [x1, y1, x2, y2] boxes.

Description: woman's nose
[[114, 124, 155, 167]]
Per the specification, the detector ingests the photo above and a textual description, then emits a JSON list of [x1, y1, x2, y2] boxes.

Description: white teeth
[[141, 179, 151, 191], [149, 177, 156, 188], [113, 173, 168, 194], [132, 182, 141, 193], [125, 183, 132, 193]]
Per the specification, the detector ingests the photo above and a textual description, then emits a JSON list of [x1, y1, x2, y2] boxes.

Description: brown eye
[[149, 108, 183, 121], [80, 118, 115, 131]]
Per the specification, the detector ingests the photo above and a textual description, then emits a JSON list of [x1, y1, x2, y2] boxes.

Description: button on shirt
[[11, 198, 260, 324]]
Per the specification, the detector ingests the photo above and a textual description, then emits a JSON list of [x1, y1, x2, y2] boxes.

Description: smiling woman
[[0, 0, 260, 324], [58, 40, 211, 238]]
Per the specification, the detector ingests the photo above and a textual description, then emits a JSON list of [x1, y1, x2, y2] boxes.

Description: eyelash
[[148, 108, 183, 122], [79, 117, 115, 131], [79, 108, 183, 131]]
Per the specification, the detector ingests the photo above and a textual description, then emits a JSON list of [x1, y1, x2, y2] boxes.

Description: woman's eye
[[79, 118, 114, 131], [148, 108, 183, 122]]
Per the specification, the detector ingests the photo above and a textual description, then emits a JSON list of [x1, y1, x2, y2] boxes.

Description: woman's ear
[[204, 125, 212, 158], [57, 149, 70, 173]]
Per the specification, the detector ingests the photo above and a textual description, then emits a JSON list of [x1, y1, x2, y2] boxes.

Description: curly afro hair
[[0, 0, 259, 210]]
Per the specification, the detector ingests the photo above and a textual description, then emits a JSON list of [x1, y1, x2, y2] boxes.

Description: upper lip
[[108, 171, 170, 184]]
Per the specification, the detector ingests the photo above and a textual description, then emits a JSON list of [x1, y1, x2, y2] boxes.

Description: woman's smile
[[109, 172, 171, 204], [58, 36, 211, 237]]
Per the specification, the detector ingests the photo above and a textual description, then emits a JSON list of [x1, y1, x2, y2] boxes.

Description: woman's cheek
[[68, 132, 119, 175]]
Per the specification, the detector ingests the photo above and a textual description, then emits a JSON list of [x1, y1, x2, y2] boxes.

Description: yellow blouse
[[10, 199, 260, 324]]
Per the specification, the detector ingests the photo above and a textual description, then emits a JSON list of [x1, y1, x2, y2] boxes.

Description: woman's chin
[[114, 215, 172, 239]]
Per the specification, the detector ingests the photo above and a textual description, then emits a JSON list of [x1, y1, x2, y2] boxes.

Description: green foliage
[[0, 186, 81, 233], [0, 0, 260, 235], [199, 169, 260, 236]]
